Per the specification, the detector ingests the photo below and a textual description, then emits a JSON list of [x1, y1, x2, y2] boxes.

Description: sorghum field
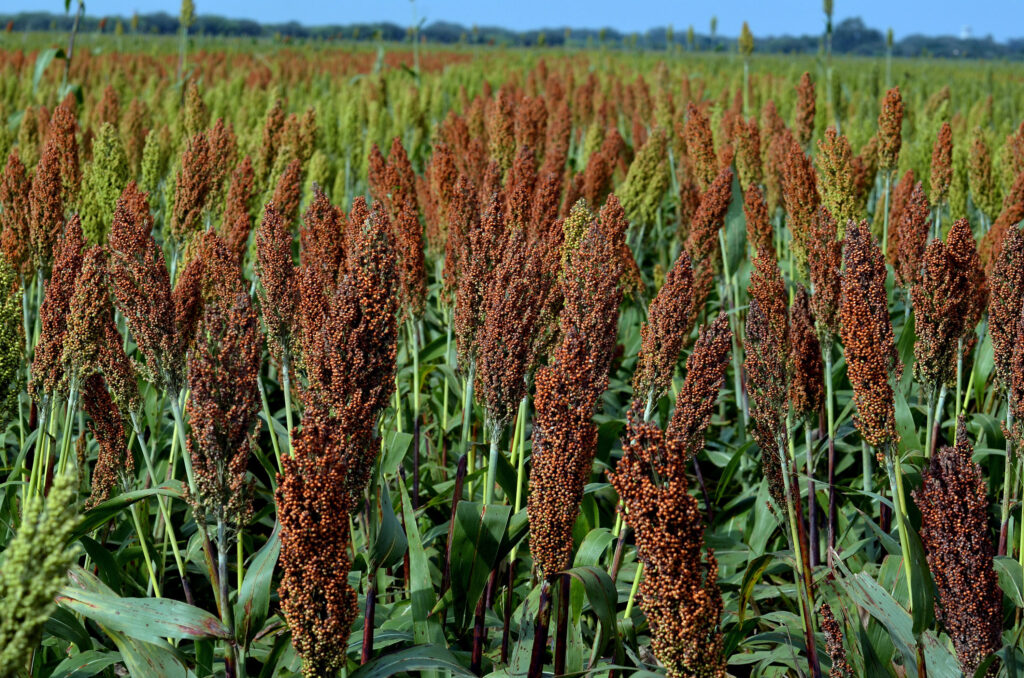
[[1, 25, 1024, 678]]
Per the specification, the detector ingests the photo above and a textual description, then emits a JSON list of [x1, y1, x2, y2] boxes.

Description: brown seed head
[[528, 219, 623, 577], [807, 207, 843, 347], [685, 168, 734, 330], [634, 251, 694, 404], [108, 183, 180, 389], [666, 312, 732, 463], [29, 139, 66, 275], [276, 419, 358, 677], [683, 103, 718, 193], [0, 152, 32, 278], [30, 217, 84, 400], [839, 221, 899, 450], [877, 87, 904, 171], [608, 415, 726, 678], [83, 374, 132, 508], [988, 225, 1024, 392], [913, 421, 1002, 677], [794, 72, 816, 149], [790, 286, 823, 421], [743, 184, 773, 257], [891, 182, 930, 288], [219, 156, 255, 265], [187, 235, 260, 528], [781, 133, 820, 278]]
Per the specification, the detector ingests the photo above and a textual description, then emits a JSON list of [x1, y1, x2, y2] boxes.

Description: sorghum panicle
[[528, 218, 623, 577], [186, 234, 260, 527], [892, 182, 930, 288], [84, 374, 132, 508], [30, 217, 84, 400], [781, 132, 820, 277], [0, 152, 32, 278], [608, 415, 726, 678], [877, 87, 904, 171], [271, 158, 304, 228], [256, 202, 299, 366], [220, 155, 255, 265], [277, 419, 358, 677], [169, 132, 213, 247], [745, 246, 790, 502], [108, 182, 179, 388], [684, 167, 734, 329], [28, 140, 66, 275], [633, 250, 694, 405], [839, 221, 899, 449], [743, 184, 773, 258], [794, 72, 816, 149], [790, 286, 823, 421], [988, 225, 1024, 392], [913, 420, 1002, 677], [476, 226, 544, 432], [816, 127, 858, 231], [666, 312, 732, 465], [820, 603, 854, 678]]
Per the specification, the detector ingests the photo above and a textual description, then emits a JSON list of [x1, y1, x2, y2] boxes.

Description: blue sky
[[15, 1, 1021, 41]]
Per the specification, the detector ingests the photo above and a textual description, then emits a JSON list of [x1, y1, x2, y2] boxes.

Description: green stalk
[[55, 383, 80, 475], [484, 429, 500, 505], [884, 448, 915, 609], [999, 404, 1015, 556], [929, 385, 947, 458], [129, 502, 162, 598], [510, 396, 529, 562], [257, 378, 282, 470], [280, 356, 294, 452], [623, 561, 643, 619], [824, 345, 837, 556], [719, 230, 748, 428], [881, 171, 892, 258], [862, 441, 872, 497], [461, 364, 476, 499], [130, 412, 187, 584], [394, 376, 403, 434], [779, 435, 818, 678], [26, 398, 50, 499], [923, 389, 936, 462]]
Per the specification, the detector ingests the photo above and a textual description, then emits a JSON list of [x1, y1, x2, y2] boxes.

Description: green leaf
[[399, 482, 445, 647], [235, 521, 281, 645], [450, 500, 511, 630], [381, 430, 414, 476], [994, 556, 1024, 607], [893, 389, 922, 456], [33, 47, 65, 94], [105, 628, 191, 678], [348, 644, 474, 678], [44, 606, 93, 651], [834, 571, 955, 674], [738, 553, 773, 623], [72, 482, 184, 540], [904, 522, 935, 636], [562, 566, 623, 664], [79, 537, 123, 592], [57, 588, 231, 645], [50, 650, 123, 678], [570, 528, 615, 620], [370, 483, 408, 570], [723, 171, 746, 274]]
